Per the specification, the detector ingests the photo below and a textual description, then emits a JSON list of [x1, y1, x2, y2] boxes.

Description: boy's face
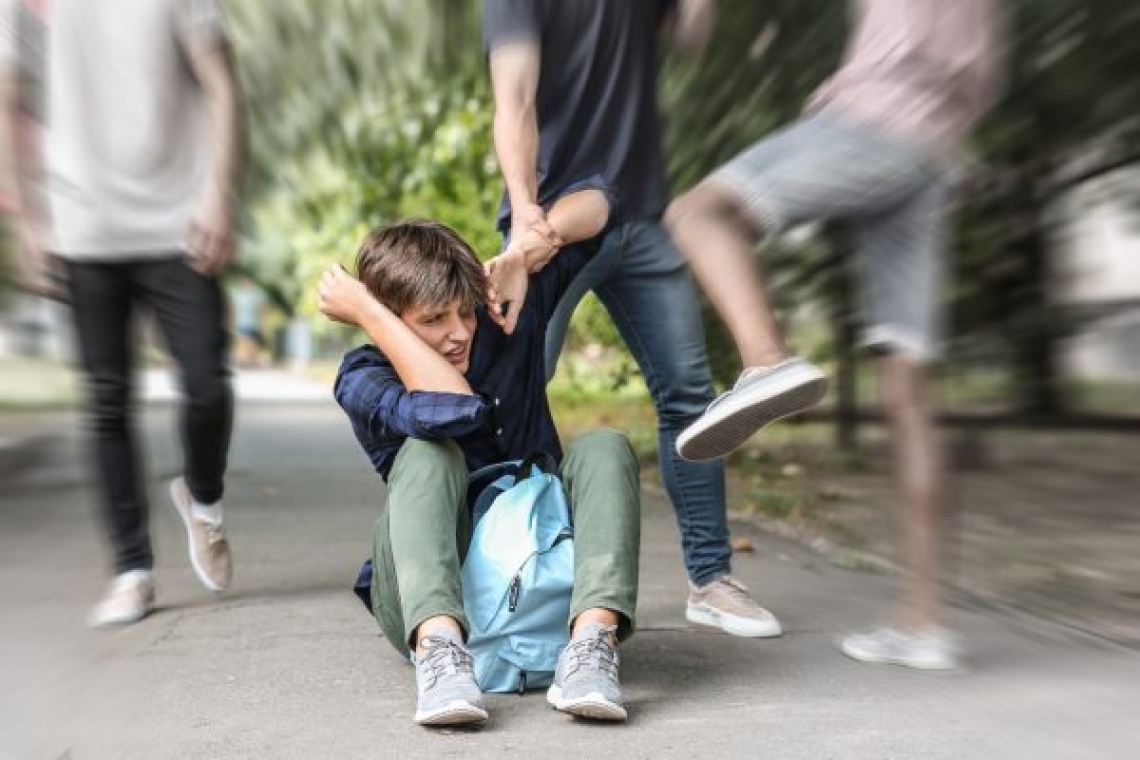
[[399, 299, 478, 373]]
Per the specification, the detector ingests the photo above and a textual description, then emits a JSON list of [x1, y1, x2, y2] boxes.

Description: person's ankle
[[414, 616, 465, 656], [742, 347, 791, 369], [571, 609, 620, 645]]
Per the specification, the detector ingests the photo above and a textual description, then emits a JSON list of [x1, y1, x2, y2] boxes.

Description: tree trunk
[[827, 228, 860, 451], [1008, 184, 1065, 417]]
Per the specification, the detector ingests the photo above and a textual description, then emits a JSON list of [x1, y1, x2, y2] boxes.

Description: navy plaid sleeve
[[335, 346, 490, 442]]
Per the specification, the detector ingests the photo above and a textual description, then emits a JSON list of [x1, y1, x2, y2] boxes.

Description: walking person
[[1, 0, 244, 626]]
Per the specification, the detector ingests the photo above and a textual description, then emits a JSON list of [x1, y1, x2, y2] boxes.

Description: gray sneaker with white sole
[[547, 623, 626, 721], [676, 358, 827, 461], [414, 634, 488, 726]]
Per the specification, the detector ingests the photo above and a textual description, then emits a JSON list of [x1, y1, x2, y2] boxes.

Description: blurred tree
[[227, 0, 1140, 417], [227, 0, 499, 328], [961, 0, 1140, 415]]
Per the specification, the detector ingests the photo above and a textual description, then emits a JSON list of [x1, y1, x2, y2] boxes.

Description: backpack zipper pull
[[517, 670, 527, 695], [508, 574, 521, 612]]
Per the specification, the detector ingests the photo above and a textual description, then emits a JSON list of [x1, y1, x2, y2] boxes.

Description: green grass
[[0, 357, 78, 410]]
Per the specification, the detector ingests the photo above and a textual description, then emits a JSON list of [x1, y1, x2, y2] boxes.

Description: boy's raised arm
[[318, 265, 473, 396]]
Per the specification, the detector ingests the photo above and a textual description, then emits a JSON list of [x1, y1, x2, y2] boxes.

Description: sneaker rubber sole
[[546, 684, 627, 721], [686, 602, 783, 638], [677, 367, 827, 461], [414, 700, 489, 726], [169, 478, 227, 593], [839, 638, 958, 671]]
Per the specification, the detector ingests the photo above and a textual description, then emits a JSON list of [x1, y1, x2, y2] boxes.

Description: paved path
[[2, 403, 1138, 759]]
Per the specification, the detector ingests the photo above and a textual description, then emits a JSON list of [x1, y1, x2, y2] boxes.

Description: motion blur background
[[1, 1, 1139, 753]]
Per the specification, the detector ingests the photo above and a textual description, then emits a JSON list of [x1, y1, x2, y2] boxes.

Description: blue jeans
[[545, 220, 731, 586]]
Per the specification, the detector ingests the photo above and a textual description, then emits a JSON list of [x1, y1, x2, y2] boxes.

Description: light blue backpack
[[461, 453, 574, 693]]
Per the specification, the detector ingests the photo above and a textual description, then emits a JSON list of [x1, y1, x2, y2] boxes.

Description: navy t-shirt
[[484, 0, 677, 227]]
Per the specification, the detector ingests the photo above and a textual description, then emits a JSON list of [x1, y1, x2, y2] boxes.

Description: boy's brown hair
[[355, 220, 487, 315]]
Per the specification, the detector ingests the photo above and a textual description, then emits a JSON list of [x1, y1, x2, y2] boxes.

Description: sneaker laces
[[420, 636, 475, 687], [203, 522, 227, 546], [709, 575, 762, 610], [565, 625, 619, 678]]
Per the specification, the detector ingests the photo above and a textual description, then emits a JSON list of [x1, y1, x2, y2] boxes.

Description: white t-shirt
[[45, 0, 226, 258]]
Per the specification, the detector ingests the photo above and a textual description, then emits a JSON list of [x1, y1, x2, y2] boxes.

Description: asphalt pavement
[[2, 393, 1138, 760]]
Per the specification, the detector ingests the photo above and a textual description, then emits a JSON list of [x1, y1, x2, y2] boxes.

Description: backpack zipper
[[507, 528, 572, 614]]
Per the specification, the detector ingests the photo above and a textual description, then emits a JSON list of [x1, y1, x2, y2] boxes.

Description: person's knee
[[570, 427, 637, 467], [389, 438, 467, 491], [666, 183, 748, 234], [86, 372, 131, 430], [879, 354, 929, 417], [182, 365, 231, 410]]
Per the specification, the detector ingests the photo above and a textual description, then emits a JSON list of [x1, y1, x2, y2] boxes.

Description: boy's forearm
[[355, 300, 473, 396], [545, 190, 609, 246], [194, 43, 243, 216]]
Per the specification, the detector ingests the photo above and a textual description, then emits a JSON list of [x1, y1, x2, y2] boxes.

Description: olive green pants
[[371, 428, 641, 657]]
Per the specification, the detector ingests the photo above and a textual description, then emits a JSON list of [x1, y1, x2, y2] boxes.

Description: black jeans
[[65, 256, 233, 574]]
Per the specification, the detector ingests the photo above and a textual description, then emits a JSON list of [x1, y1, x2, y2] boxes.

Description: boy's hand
[[318, 264, 373, 326], [187, 194, 238, 276], [13, 222, 67, 301], [484, 249, 529, 335]]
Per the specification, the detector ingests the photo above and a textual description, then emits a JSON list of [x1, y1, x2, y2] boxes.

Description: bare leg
[[666, 183, 788, 369], [879, 353, 943, 631]]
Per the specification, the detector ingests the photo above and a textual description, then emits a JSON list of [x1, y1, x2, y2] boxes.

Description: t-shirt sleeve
[[174, 0, 227, 52], [483, 0, 541, 53]]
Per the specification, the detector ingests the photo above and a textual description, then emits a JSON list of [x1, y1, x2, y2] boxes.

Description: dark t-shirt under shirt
[[483, 0, 676, 228]]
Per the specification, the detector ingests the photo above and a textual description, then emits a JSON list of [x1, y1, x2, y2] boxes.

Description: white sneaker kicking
[[676, 358, 827, 461], [840, 627, 961, 671]]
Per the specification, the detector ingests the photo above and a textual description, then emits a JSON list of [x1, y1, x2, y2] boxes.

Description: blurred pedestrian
[[667, 0, 1002, 668], [231, 275, 268, 368], [484, 0, 784, 638], [1, 0, 244, 626]]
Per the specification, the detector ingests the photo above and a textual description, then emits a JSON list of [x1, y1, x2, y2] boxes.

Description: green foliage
[[227, 0, 499, 328], [225, 0, 1140, 405]]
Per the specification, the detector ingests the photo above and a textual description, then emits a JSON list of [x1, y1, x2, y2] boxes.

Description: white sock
[[192, 499, 223, 525], [114, 568, 154, 587]]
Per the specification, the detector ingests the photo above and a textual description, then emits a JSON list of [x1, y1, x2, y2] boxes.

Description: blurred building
[[1057, 170, 1140, 383]]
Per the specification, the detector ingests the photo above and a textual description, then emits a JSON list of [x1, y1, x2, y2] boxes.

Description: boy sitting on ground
[[319, 192, 641, 727]]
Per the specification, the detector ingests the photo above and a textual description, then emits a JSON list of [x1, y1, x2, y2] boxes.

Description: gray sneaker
[[413, 634, 488, 726], [546, 623, 626, 721], [687, 575, 782, 638], [676, 358, 827, 461]]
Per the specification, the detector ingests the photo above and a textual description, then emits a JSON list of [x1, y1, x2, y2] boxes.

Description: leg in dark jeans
[[66, 261, 151, 574], [135, 257, 233, 505], [545, 222, 732, 586]]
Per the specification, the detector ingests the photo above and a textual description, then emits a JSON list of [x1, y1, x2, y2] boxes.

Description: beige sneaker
[[88, 569, 155, 627], [686, 575, 782, 637], [170, 477, 232, 592]]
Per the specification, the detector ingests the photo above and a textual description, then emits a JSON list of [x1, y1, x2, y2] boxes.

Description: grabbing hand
[[510, 201, 560, 261], [318, 264, 374, 326], [484, 249, 529, 335]]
